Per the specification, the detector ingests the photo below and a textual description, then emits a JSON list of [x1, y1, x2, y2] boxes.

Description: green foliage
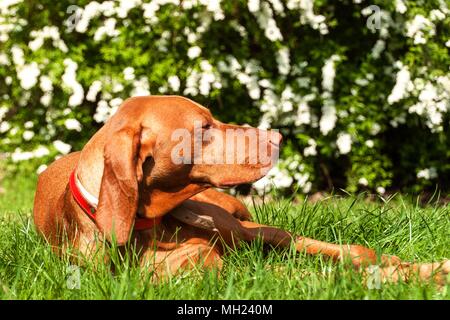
[[0, 0, 449, 193]]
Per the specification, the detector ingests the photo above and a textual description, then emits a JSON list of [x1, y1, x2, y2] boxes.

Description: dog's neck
[[77, 127, 107, 200], [76, 126, 207, 218]]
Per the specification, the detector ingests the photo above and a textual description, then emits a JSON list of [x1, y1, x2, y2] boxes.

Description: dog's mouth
[[213, 169, 273, 189], [215, 181, 243, 189]]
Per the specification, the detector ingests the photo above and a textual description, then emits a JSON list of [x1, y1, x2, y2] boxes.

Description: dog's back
[[33, 152, 80, 244]]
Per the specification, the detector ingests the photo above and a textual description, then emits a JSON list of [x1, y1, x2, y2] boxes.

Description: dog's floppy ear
[[95, 122, 143, 245]]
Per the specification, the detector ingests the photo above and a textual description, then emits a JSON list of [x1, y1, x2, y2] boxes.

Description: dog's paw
[[365, 260, 450, 287], [411, 260, 450, 285]]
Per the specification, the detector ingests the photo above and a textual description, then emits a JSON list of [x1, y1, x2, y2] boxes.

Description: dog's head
[[95, 96, 281, 244]]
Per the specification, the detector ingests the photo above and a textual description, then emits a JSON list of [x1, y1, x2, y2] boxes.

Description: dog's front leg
[[189, 189, 252, 221], [238, 220, 449, 285]]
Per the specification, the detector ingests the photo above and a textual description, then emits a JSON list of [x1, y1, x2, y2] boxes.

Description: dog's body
[[33, 96, 449, 283]]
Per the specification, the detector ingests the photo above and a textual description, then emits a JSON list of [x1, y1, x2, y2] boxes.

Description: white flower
[[273, 171, 294, 189], [253, 175, 271, 193], [405, 15, 435, 45], [419, 83, 438, 102], [199, 78, 211, 96], [276, 47, 290, 75], [336, 133, 352, 154], [75, 2, 101, 33], [302, 181, 312, 193], [0, 0, 22, 13], [355, 78, 369, 86], [53, 140, 72, 155], [86, 80, 102, 101], [0, 107, 7, 122], [68, 87, 83, 107], [395, 0, 407, 14], [319, 105, 336, 135], [64, 118, 82, 132], [109, 97, 123, 109], [365, 140, 374, 148], [269, 167, 294, 189], [94, 18, 120, 41], [371, 40, 385, 59], [39, 75, 53, 92], [11, 45, 24, 67], [265, 18, 283, 42], [113, 82, 124, 92], [0, 121, 11, 133], [248, 0, 260, 12], [370, 123, 381, 135], [142, 1, 160, 23], [237, 72, 250, 85], [24, 121, 34, 129], [258, 79, 272, 88], [376, 186, 386, 194], [245, 83, 259, 100], [9, 127, 18, 135], [17, 62, 40, 90], [253, 166, 294, 192], [358, 177, 369, 186], [430, 10, 445, 21], [322, 55, 340, 92], [202, 0, 224, 20], [33, 146, 50, 158], [116, 0, 141, 18], [417, 167, 437, 180], [0, 53, 10, 65], [131, 77, 150, 96], [22, 130, 35, 141], [11, 149, 34, 162], [268, 0, 284, 14], [36, 164, 47, 175], [281, 101, 293, 112], [387, 62, 411, 104], [123, 67, 135, 81], [295, 101, 311, 126], [183, 69, 199, 96], [168, 75, 181, 91], [40, 93, 52, 106], [62, 59, 84, 107], [187, 46, 202, 59], [303, 139, 317, 157], [249, 1, 284, 42], [186, 30, 197, 44], [294, 171, 311, 193], [28, 37, 43, 51], [293, 0, 328, 34], [94, 100, 110, 123], [28, 26, 66, 52]]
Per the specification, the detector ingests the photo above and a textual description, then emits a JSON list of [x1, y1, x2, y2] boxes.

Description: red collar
[[69, 170, 161, 231]]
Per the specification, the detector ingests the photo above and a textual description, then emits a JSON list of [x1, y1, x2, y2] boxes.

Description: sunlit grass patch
[[0, 172, 448, 299]]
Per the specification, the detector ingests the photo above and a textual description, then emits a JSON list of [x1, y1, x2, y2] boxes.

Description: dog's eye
[[202, 123, 212, 130]]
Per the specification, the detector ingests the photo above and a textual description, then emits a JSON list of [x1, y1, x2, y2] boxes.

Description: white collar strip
[[75, 173, 99, 208]]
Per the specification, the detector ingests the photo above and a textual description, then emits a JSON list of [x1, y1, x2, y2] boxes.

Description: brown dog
[[33, 96, 449, 284]]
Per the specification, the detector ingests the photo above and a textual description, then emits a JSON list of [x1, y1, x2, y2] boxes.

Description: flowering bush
[[0, 0, 449, 194]]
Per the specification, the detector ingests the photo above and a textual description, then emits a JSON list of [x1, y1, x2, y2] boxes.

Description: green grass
[[0, 170, 449, 300]]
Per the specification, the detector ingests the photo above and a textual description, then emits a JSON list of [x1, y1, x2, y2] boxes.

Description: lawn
[[0, 169, 449, 300]]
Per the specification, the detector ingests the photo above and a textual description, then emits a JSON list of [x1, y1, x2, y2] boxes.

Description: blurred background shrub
[[0, 0, 449, 194]]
